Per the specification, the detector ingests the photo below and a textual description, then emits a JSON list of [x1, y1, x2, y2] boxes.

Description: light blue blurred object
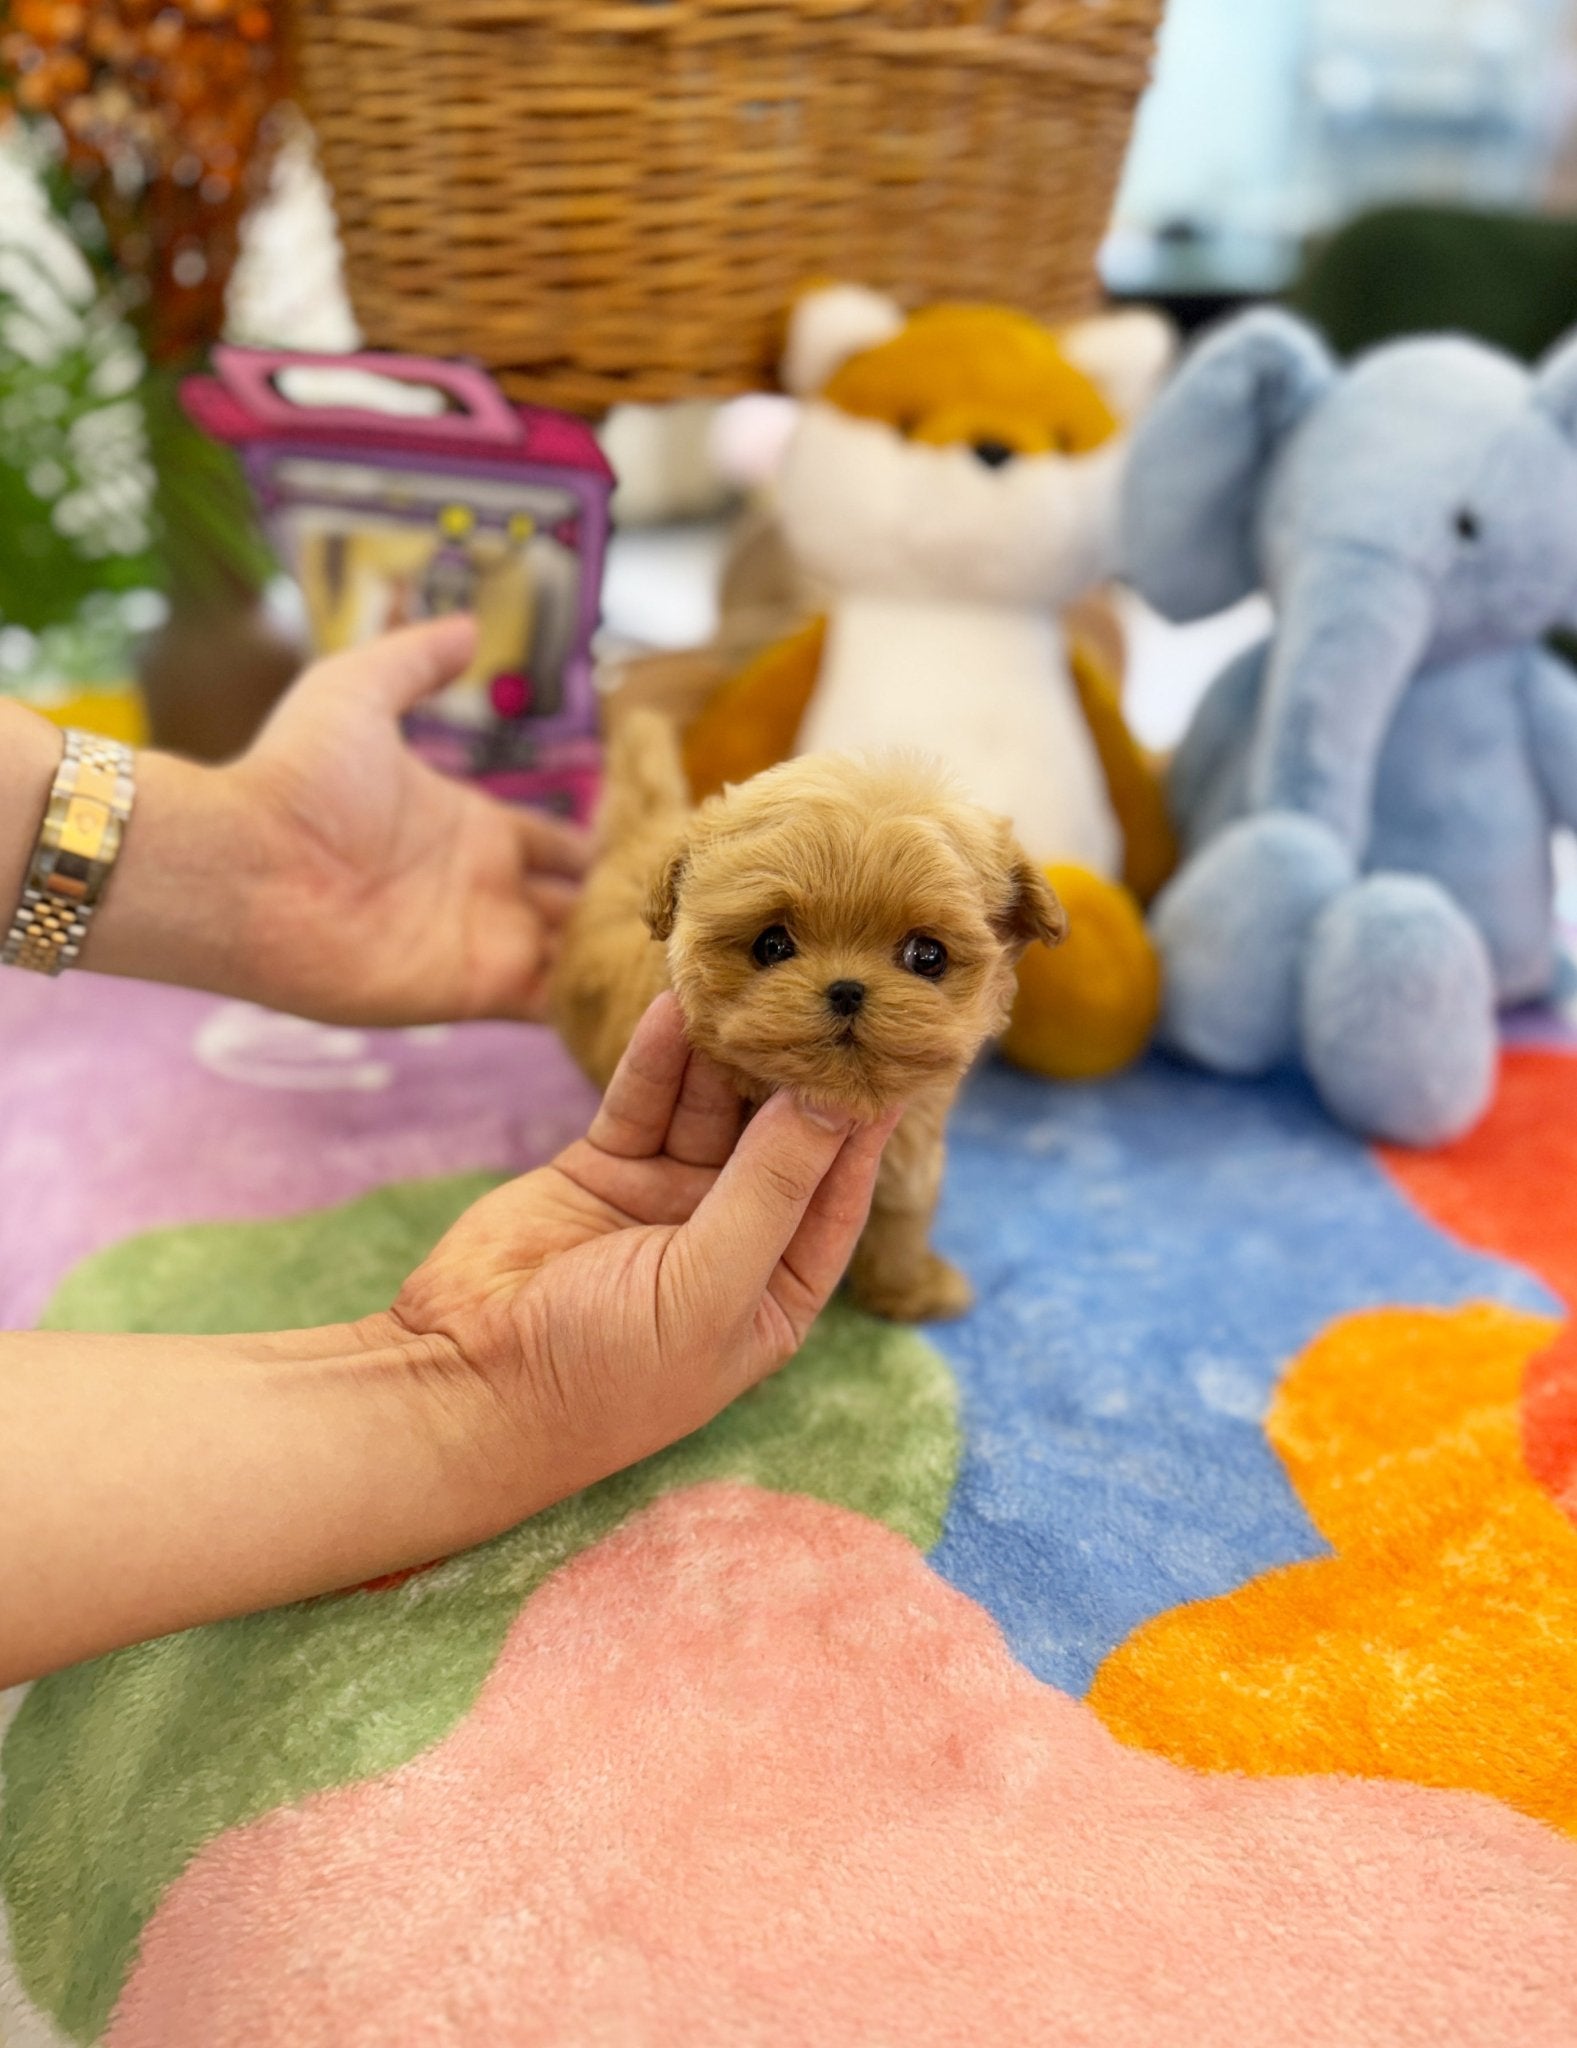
[[1122, 306, 1577, 1145], [1104, 0, 1574, 300]]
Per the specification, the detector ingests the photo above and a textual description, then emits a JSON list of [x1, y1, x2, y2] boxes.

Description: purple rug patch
[[0, 972, 597, 1329]]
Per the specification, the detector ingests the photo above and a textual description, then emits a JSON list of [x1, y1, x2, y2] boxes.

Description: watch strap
[[2, 729, 136, 976]]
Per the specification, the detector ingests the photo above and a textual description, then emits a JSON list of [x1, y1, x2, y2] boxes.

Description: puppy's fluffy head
[[645, 754, 1065, 1116]]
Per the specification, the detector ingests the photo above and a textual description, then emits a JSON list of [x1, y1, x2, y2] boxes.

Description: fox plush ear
[[1058, 308, 1177, 421], [995, 844, 1068, 954], [782, 283, 905, 397], [643, 836, 690, 942]]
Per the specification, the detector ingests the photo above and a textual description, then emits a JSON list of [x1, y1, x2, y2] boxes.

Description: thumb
[[677, 1092, 855, 1313], [332, 615, 480, 716]]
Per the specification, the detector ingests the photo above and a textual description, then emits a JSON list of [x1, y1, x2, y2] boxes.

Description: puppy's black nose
[[972, 438, 1014, 470], [826, 979, 866, 1019]]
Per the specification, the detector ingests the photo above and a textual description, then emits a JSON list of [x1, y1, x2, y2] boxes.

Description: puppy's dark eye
[[901, 933, 948, 979], [1454, 507, 1481, 542], [751, 924, 796, 968]]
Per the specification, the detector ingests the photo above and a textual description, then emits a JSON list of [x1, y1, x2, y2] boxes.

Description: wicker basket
[[289, 0, 1162, 414]]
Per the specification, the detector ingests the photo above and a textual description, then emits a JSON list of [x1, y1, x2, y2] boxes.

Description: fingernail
[[793, 1095, 853, 1134]]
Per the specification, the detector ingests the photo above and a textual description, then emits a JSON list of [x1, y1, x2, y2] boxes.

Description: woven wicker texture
[[288, 0, 1162, 412]]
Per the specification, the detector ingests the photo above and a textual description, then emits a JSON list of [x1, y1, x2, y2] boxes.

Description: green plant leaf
[[0, 143, 160, 634]]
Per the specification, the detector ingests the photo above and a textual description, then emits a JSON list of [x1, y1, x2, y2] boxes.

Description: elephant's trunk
[[1247, 546, 1436, 854]]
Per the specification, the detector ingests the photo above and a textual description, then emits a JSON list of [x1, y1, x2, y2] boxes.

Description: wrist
[[350, 1310, 537, 1548], [146, 1316, 525, 1621], [77, 751, 270, 1000]]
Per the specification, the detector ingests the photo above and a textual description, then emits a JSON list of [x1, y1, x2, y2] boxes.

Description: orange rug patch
[[1088, 1301, 1577, 1835]]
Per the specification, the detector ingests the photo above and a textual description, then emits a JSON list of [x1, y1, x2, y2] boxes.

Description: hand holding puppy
[[390, 992, 901, 1514]]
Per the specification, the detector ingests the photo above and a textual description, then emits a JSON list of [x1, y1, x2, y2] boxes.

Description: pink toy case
[[182, 348, 613, 823]]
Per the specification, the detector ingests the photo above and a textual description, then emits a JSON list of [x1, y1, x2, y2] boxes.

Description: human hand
[[6, 616, 585, 1024], [215, 614, 586, 1026], [386, 994, 902, 1517], [92, 613, 570, 1028]]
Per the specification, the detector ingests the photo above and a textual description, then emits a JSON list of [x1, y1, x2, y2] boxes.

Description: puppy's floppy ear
[[993, 841, 1068, 953], [643, 835, 689, 942]]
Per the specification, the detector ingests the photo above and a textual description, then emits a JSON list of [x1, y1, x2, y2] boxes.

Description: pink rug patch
[[109, 1485, 1577, 2048], [0, 973, 596, 1327]]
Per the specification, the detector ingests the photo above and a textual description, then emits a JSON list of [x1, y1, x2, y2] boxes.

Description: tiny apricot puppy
[[550, 711, 1065, 1321]]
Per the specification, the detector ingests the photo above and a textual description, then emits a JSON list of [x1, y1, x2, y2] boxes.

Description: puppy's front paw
[[850, 1251, 974, 1324]]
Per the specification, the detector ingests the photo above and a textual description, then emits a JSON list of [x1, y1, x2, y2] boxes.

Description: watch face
[[49, 849, 94, 890]]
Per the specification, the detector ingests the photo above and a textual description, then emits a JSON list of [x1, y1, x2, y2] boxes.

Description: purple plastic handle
[[210, 346, 524, 445]]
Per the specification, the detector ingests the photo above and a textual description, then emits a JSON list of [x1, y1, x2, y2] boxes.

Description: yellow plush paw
[[682, 617, 827, 800], [999, 864, 1161, 1082]]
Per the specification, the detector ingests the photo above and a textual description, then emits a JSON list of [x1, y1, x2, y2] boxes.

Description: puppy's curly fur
[[550, 712, 1065, 1320]]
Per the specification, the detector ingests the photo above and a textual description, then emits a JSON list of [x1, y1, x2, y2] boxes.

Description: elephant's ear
[[1534, 325, 1577, 437], [1120, 308, 1337, 622], [782, 284, 905, 397]]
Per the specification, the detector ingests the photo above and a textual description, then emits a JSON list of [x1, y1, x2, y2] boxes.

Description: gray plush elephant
[[1121, 308, 1577, 1145]]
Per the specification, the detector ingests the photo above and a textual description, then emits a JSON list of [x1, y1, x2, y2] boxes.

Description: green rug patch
[[3, 1176, 961, 2041], [40, 1172, 506, 1335]]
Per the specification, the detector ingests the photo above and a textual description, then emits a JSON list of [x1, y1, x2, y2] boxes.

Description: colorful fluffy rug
[[3, 971, 1577, 2045]]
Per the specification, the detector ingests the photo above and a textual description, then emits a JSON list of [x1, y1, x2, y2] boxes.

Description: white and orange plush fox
[[682, 285, 1178, 1081]]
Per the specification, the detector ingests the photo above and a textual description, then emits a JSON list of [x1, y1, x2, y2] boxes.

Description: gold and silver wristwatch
[[1, 730, 136, 976]]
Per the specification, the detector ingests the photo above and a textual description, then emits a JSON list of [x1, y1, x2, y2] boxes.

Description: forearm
[[1, 698, 272, 1002], [0, 1316, 510, 1685]]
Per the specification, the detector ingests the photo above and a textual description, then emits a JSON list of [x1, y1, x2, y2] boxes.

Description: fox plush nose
[[826, 979, 866, 1019], [972, 438, 1015, 470]]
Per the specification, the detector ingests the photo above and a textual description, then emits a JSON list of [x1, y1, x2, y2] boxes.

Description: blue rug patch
[[927, 1054, 1555, 1693]]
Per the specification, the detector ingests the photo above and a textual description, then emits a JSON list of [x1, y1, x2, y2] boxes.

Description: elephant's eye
[[1454, 507, 1482, 542]]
